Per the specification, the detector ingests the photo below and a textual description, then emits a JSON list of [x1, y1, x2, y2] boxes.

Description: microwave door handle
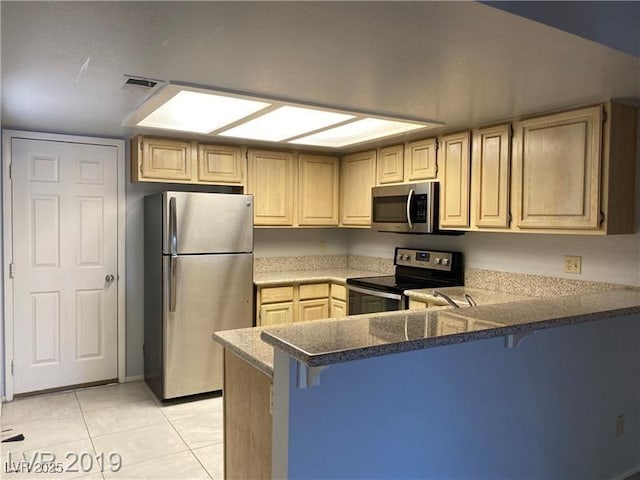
[[406, 189, 414, 229]]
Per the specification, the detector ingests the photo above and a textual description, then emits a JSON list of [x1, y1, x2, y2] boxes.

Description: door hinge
[[10, 359, 14, 376], [599, 211, 605, 226], [9, 263, 15, 278], [8, 163, 12, 179]]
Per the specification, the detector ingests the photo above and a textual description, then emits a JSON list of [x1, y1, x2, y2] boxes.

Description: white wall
[[348, 230, 640, 286], [280, 314, 640, 479]]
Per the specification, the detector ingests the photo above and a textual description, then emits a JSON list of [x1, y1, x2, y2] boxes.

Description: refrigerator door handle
[[169, 255, 177, 313], [169, 196, 178, 255]]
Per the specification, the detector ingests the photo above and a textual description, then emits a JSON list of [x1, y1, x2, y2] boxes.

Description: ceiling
[[2, 1, 639, 152]]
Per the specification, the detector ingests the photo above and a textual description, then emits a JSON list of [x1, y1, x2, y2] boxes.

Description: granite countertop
[[254, 268, 382, 286], [214, 325, 275, 377], [405, 286, 533, 305], [259, 289, 640, 368]]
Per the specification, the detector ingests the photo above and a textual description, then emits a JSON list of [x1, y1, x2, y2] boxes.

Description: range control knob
[[435, 258, 441, 264], [402, 254, 410, 261], [441, 258, 450, 266]]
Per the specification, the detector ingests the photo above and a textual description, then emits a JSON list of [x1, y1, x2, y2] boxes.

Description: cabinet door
[[439, 131, 471, 229], [340, 150, 376, 226], [471, 124, 511, 229], [297, 298, 329, 322], [133, 136, 193, 182], [248, 150, 295, 226], [259, 301, 294, 327], [377, 145, 404, 185], [197, 144, 244, 185], [405, 138, 437, 181], [408, 299, 428, 310], [512, 106, 602, 229], [298, 154, 339, 226], [330, 298, 347, 318], [435, 317, 468, 335]]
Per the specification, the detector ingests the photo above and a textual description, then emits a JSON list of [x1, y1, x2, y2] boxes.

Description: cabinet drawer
[[260, 286, 294, 304], [299, 283, 329, 300], [330, 283, 346, 301]]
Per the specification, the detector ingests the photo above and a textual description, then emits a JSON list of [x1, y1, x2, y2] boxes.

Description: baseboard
[[611, 464, 640, 480], [125, 375, 144, 382]]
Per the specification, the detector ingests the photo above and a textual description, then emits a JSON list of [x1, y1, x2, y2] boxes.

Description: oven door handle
[[406, 189, 414, 230], [348, 285, 403, 301]]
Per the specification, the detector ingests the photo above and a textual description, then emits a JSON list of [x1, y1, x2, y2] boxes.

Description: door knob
[[105, 274, 115, 285]]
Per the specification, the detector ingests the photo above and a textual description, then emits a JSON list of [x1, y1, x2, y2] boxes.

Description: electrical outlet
[[617, 415, 626, 438], [319, 240, 327, 253], [563, 255, 582, 274]]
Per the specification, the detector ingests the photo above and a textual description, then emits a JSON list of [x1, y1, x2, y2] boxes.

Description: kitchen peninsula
[[214, 286, 640, 479]]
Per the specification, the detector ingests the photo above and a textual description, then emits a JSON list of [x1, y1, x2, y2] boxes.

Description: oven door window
[[348, 288, 403, 315], [372, 195, 408, 223]]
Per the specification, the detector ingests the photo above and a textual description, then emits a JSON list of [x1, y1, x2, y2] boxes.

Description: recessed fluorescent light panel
[[219, 106, 355, 142], [289, 118, 428, 148], [137, 91, 271, 133], [128, 83, 442, 147]]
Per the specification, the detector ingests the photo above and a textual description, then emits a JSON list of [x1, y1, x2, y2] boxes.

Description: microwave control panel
[[395, 248, 453, 271]]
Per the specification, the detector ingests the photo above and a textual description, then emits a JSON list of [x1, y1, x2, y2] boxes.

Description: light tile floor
[[0, 382, 224, 479]]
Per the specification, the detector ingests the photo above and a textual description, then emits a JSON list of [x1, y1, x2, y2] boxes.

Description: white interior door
[[11, 138, 119, 394]]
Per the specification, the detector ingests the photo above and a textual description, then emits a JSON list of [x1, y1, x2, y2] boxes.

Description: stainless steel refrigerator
[[144, 192, 253, 400]]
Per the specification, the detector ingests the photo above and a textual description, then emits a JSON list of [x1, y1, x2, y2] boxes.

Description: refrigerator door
[[163, 253, 253, 399], [162, 192, 253, 254]]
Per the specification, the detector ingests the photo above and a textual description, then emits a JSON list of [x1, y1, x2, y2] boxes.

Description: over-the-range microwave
[[371, 181, 447, 234]]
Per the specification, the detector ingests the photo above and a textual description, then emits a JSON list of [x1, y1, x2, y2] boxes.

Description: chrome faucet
[[464, 294, 477, 307], [433, 291, 478, 308], [432, 291, 461, 309]]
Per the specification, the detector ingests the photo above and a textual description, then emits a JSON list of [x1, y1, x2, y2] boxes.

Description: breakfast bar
[[214, 287, 640, 479]]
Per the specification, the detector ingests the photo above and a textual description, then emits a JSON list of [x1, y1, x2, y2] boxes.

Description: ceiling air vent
[[121, 75, 163, 93]]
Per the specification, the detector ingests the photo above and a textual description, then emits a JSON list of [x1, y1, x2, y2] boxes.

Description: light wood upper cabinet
[[132, 136, 192, 182], [131, 136, 246, 186], [471, 124, 511, 229], [197, 144, 243, 185], [512, 106, 602, 230], [298, 154, 339, 226], [248, 149, 296, 226], [405, 138, 438, 181], [510, 103, 636, 234], [439, 131, 471, 229], [377, 145, 404, 185], [340, 150, 376, 226]]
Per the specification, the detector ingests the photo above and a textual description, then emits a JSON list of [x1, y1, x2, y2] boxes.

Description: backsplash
[[464, 268, 633, 298], [347, 255, 394, 274], [254, 255, 348, 273]]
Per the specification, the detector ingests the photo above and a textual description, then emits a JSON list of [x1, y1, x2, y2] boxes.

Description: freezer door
[[163, 253, 253, 399], [162, 192, 253, 254]]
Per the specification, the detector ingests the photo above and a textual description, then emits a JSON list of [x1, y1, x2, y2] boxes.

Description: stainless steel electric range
[[347, 247, 464, 315]]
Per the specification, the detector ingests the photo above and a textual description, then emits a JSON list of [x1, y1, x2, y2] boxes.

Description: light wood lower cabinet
[[224, 350, 272, 480], [298, 298, 330, 322], [257, 282, 347, 326], [259, 302, 294, 327], [340, 150, 376, 226]]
